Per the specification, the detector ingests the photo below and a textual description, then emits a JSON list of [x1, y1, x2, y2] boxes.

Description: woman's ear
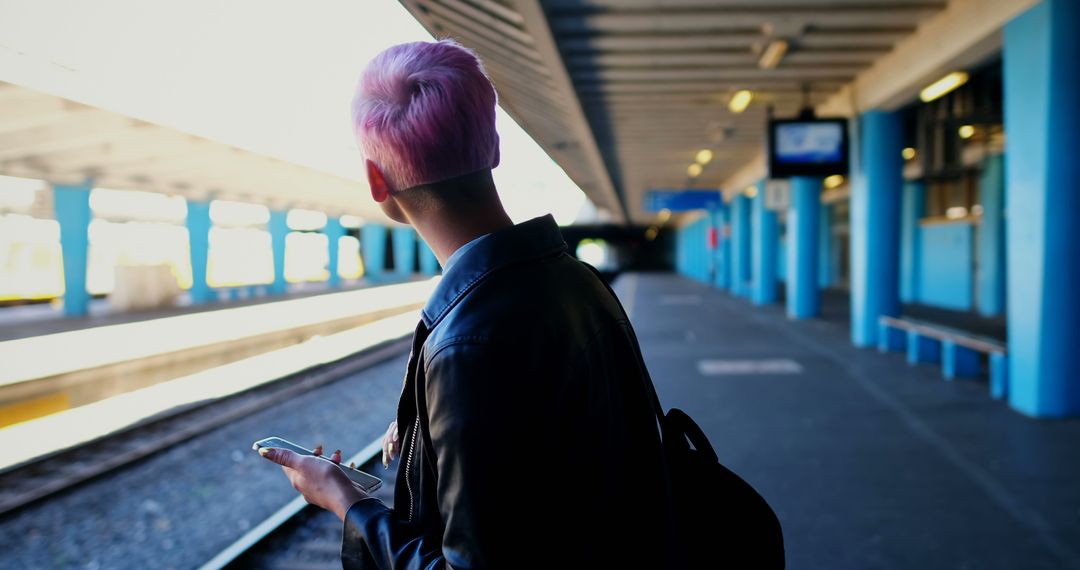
[[366, 160, 391, 203]]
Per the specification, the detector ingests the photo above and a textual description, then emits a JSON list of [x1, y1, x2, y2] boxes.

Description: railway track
[[199, 437, 396, 570], [0, 336, 411, 518]]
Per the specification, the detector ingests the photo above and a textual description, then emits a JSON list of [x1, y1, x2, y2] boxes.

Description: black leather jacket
[[342, 215, 676, 569]]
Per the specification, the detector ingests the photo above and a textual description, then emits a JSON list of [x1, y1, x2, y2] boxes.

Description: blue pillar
[[818, 201, 833, 289], [419, 239, 440, 275], [906, 331, 940, 365], [324, 217, 346, 288], [942, 340, 981, 380], [393, 227, 417, 277], [977, 153, 1006, 317], [899, 181, 926, 304], [361, 224, 387, 280], [185, 200, 213, 304], [787, 177, 822, 319], [714, 207, 731, 290], [53, 181, 93, 317], [731, 194, 752, 297], [1004, 0, 1080, 417], [269, 210, 288, 295], [851, 111, 903, 347], [751, 180, 778, 305]]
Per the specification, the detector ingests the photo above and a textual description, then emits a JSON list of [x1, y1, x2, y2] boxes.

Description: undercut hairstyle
[[351, 39, 500, 192]]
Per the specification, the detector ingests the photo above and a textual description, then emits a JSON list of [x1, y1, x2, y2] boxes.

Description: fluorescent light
[[823, 175, 844, 189], [729, 90, 753, 114], [695, 149, 714, 165], [758, 39, 789, 70], [687, 163, 704, 178], [658, 209, 672, 223], [919, 72, 969, 102], [946, 206, 968, 219], [902, 147, 917, 160], [958, 125, 975, 139], [744, 185, 758, 199]]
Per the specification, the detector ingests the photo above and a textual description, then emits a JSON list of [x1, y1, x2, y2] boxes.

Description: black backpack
[[593, 269, 786, 568]]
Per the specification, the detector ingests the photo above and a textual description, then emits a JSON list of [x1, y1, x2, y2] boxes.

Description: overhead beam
[[573, 67, 863, 83], [817, 0, 1039, 114], [544, 0, 944, 9], [549, 11, 931, 35], [567, 51, 880, 68], [559, 32, 906, 53]]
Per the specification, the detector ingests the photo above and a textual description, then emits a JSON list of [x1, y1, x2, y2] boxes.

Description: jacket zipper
[[404, 415, 420, 522]]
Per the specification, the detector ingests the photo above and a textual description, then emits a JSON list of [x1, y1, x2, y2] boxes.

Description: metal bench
[[878, 316, 1008, 399]]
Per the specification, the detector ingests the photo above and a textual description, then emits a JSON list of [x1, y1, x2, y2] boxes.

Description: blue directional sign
[[645, 189, 723, 212]]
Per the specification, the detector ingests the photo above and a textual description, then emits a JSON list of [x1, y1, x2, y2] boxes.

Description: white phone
[[253, 436, 383, 493]]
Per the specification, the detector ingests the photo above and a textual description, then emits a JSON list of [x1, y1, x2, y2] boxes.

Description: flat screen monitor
[[767, 118, 850, 178]]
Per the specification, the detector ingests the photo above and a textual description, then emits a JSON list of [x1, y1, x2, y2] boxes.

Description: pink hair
[[351, 39, 499, 191]]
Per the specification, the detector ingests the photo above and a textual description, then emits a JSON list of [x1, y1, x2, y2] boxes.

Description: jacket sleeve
[[341, 340, 523, 569], [341, 497, 444, 569]]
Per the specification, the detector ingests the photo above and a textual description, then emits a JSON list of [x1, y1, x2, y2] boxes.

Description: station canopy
[[400, 0, 948, 223]]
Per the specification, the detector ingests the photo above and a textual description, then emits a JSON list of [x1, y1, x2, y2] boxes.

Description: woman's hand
[[259, 444, 368, 521], [382, 420, 400, 469]]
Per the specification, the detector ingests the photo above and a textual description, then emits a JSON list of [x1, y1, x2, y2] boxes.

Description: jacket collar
[[421, 214, 566, 329]]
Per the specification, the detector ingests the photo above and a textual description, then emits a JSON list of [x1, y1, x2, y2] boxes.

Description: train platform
[[0, 271, 1077, 568], [616, 273, 1080, 570]]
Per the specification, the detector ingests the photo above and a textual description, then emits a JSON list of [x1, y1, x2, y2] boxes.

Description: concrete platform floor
[[615, 273, 1080, 570]]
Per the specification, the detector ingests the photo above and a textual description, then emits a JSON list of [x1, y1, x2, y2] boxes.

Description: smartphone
[[253, 436, 383, 493]]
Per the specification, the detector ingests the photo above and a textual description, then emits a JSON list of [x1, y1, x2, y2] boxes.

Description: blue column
[[393, 227, 417, 277], [850, 111, 903, 347], [419, 239, 440, 275], [977, 153, 1005, 317], [730, 194, 752, 297], [819, 201, 833, 289], [787, 176, 822, 319], [715, 207, 731, 290], [942, 340, 981, 380], [185, 200, 213, 304], [269, 210, 288, 295], [899, 181, 926, 304], [324, 217, 346, 288], [1004, 0, 1080, 417], [751, 180, 778, 305], [53, 181, 93, 317], [361, 224, 387, 280]]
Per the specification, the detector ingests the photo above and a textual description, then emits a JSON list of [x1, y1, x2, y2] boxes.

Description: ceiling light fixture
[[958, 125, 976, 139], [729, 90, 753, 114], [687, 163, 703, 178], [823, 175, 844, 189], [902, 147, 917, 160], [695, 149, 714, 165], [919, 72, 969, 102], [744, 185, 758, 199], [758, 39, 789, 70]]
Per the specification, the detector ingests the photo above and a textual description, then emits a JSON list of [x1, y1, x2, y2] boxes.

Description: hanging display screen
[[767, 118, 850, 178]]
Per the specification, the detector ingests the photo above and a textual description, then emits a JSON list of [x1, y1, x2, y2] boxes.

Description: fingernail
[[258, 448, 269, 457]]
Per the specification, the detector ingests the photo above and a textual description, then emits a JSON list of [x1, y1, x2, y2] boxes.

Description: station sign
[[645, 189, 723, 212], [764, 180, 790, 212]]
